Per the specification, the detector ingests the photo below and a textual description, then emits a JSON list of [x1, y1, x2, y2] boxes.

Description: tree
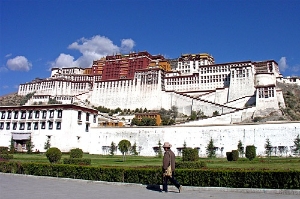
[[44, 136, 51, 150], [213, 111, 219, 116], [264, 138, 273, 157], [46, 147, 62, 163], [190, 111, 197, 121], [109, 142, 117, 156], [206, 138, 216, 158], [245, 145, 256, 161], [26, 136, 34, 154], [237, 140, 244, 157], [140, 117, 156, 126], [9, 136, 15, 154], [130, 142, 138, 155], [293, 134, 300, 156], [157, 140, 163, 158], [131, 117, 140, 126], [118, 140, 131, 161]]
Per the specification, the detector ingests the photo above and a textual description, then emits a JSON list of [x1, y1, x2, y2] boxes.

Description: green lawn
[[10, 153, 300, 170]]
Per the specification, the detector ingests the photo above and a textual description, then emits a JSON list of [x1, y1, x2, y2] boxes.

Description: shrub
[[176, 161, 207, 169], [232, 150, 239, 161], [226, 152, 233, 161], [182, 148, 199, 161], [46, 147, 62, 163], [0, 147, 8, 154], [245, 145, 256, 161], [0, 154, 13, 160], [69, 148, 83, 158]]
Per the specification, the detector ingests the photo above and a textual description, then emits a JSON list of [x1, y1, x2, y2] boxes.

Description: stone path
[[0, 173, 299, 199]]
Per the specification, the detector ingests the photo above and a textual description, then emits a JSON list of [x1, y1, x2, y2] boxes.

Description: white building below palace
[[0, 104, 299, 157]]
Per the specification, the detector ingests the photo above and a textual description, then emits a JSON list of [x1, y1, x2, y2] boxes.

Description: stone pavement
[[0, 173, 299, 199]]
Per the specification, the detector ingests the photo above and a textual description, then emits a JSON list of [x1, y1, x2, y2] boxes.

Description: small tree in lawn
[[46, 147, 62, 163], [130, 142, 138, 155], [264, 138, 273, 158], [206, 137, 216, 158], [9, 136, 15, 154], [157, 140, 163, 158], [237, 140, 244, 157], [293, 134, 300, 156], [118, 139, 131, 161], [110, 141, 117, 156], [44, 136, 51, 151], [26, 136, 34, 154], [245, 145, 256, 161]]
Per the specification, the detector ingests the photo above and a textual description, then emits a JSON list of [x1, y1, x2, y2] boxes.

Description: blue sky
[[1, 0, 299, 96]]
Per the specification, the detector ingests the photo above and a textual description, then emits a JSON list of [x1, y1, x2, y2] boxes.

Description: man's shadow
[[146, 184, 162, 192], [146, 184, 177, 193]]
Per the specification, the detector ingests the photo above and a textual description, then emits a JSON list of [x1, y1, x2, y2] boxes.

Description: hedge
[[0, 162, 299, 189]]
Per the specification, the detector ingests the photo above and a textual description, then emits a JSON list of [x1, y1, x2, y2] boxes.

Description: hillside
[[0, 92, 23, 106]]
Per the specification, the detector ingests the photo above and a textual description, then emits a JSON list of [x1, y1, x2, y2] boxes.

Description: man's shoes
[[178, 185, 182, 193]]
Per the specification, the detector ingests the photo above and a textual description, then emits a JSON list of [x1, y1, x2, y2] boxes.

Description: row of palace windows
[[77, 111, 97, 123], [0, 110, 63, 120], [0, 121, 61, 130]]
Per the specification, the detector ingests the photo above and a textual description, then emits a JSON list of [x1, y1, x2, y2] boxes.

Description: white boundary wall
[[86, 122, 300, 157], [1, 122, 299, 157]]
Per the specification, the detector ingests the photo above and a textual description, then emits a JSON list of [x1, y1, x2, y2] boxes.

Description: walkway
[[0, 173, 299, 199]]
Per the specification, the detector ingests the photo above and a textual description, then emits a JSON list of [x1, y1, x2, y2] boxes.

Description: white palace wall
[[85, 122, 300, 157]]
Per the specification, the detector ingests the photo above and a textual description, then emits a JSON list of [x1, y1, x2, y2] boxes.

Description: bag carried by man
[[164, 152, 172, 177]]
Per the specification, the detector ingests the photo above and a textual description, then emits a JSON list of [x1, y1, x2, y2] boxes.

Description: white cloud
[[50, 35, 135, 68], [278, 57, 288, 72], [6, 56, 32, 71], [5, 53, 12, 58]]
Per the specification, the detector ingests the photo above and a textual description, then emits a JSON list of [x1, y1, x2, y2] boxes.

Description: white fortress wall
[[228, 64, 256, 102], [85, 122, 300, 157], [225, 96, 255, 109], [214, 88, 229, 104]]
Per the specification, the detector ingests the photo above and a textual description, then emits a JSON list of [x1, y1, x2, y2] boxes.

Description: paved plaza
[[1, 173, 299, 199]]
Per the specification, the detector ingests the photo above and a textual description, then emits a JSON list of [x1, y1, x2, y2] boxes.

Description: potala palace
[[0, 51, 299, 157]]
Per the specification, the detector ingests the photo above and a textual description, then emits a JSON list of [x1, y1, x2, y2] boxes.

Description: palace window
[[21, 111, 26, 119], [35, 111, 40, 118], [49, 110, 54, 118], [0, 122, 4, 130], [78, 111, 82, 120], [56, 122, 61, 130], [27, 122, 31, 130], [19, 122, 25, 130], [41, 122, 46, 129], [85, 123, 89, 132], [28, 110, 33, 119], [13, 122, 17, 130], [42, 110, 47, 119], [86, 113, 90, 122], [57, 110, 62, 118], [34, 122, 39, 130], [48, 121, 53, 130], [14, 111, 19, 119], [6, 122, 10, 130], [1, 111, 5, 119], [7, 111, 12, 119]]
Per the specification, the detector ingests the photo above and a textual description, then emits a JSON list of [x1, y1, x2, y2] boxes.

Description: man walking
[[162, 142, 182, 193]]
